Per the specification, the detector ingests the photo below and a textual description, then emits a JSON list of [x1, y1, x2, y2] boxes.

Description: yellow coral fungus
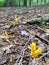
[[5, 31, 9, 39], [12, 18, 19, 26], [5, 31, 14, 40], [30, 48, 42, 58], [30, 42, 36, 52], [15, 18, 19, 22], [30, 42, 42, 58]]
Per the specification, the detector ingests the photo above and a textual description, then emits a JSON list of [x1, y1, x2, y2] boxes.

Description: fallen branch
[[37, 26, 47, 33], [35, 35, 49, 44]]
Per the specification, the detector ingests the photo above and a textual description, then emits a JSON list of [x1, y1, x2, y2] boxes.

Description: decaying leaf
[[1, 45, 15, 51]]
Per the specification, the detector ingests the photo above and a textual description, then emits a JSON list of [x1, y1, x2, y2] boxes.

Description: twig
[[29, 51, 49, 65], [35, 51, 49, 65], [35, 35, 49, 44], [14, 39, 30, 65], [37, 26, 47, 33]]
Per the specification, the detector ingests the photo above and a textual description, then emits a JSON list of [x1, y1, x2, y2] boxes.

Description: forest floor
[[0, 7, 49, 65]]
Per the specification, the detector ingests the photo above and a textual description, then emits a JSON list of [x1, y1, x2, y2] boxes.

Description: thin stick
[[35, 35, 49, 44], [35, 51, 49, 65], [14, 39, 30, 65]]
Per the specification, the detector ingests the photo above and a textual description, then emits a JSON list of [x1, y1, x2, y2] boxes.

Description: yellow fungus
[[15, 18, 19, 23], [30, 42, 36, 52], [12, 18, 19, 26], [30, 42, 42, 58], [30, 48, 42, 58], [5, 31, 14, 40], [5, 31, 9, 39]]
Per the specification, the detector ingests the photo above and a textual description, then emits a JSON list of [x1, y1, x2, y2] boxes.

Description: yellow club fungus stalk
[[12, 17, 19, 26], [15, 17, 19, 23], [5, 31, 14, 40], [30, 42, 36, 52], [30, 48, 42, 58], [5, 31, 9, 39], [30, 42, 42, 58]]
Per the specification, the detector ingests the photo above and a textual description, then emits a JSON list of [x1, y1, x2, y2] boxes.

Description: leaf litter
[[0, 7, 49, 65]]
